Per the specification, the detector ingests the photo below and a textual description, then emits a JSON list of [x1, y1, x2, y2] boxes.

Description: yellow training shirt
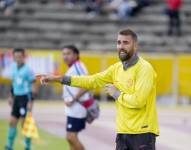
[[71, 57, 159, 135]]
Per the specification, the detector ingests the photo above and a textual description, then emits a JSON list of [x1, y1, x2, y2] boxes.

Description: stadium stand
[[0, 0, 190, 51]]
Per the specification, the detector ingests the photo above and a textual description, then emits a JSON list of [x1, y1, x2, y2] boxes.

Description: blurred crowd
[[62, 0, 152, 19], [0, 0, 152, 19], [0, 0, 183, 36]]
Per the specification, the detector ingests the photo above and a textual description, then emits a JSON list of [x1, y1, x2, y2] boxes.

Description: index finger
[[35, 74, 46, 80]]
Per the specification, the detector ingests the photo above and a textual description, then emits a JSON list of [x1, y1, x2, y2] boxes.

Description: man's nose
[[118, 44, 124, 50]]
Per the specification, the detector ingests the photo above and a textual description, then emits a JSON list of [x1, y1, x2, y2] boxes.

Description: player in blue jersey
[[5, 48, 37, 150]]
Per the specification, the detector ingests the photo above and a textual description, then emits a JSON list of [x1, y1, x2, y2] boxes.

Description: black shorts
[[115, 133, 156, 150], [11, 95, 32, 119], [66, 116, 86, 132]]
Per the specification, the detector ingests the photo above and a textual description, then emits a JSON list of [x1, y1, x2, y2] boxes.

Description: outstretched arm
[[41, 65, 115, 90]]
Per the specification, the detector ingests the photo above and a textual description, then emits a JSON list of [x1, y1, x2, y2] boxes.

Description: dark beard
[[118, 51, 133, 62]]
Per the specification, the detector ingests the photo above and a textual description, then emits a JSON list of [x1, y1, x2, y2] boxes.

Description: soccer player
[[61, 45, 92, 150], [41, 29, 159, 150], [5, 48, 37, 150]]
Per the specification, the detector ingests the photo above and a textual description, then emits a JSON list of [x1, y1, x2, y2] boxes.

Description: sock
[[6, 127, 17, 149], [25, 137, 31, 150]]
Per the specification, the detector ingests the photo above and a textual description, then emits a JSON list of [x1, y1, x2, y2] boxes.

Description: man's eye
[[123, 41, 129, 44]]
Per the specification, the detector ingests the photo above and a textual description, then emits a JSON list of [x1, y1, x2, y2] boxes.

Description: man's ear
[[74, 53, 78, 60]]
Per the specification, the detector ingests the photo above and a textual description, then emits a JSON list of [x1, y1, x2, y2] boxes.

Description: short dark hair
[[13, 48, 25, 55], [63, 45, 80, 58], [119, 29, 138, 42]]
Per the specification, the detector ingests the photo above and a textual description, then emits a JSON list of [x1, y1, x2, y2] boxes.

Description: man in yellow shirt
[[41, 29, 159, 150]]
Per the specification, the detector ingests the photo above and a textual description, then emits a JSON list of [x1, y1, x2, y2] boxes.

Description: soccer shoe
[[4, 146, 13, 150]]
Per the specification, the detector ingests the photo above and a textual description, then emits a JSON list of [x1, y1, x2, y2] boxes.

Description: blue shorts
[[66, 116, 86, 132]]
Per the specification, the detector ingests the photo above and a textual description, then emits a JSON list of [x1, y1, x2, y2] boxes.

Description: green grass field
[[0, 120, 70, 150]]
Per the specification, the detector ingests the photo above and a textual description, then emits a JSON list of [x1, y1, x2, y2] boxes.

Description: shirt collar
[[68, 59, 79, 68], [122, 53, 139, 70], [17, 63, 25, 70]]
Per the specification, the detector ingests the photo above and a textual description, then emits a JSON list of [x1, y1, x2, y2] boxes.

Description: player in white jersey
[[62, 45, 91, 150]]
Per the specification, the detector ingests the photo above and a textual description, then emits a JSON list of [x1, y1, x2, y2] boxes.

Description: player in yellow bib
[[41, 29, 159, 150]]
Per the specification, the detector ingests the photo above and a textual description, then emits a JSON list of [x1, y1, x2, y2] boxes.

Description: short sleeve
[[27, 67, 36, 82]]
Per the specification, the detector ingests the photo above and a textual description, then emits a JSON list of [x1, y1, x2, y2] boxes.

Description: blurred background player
[[165, 0, 182, 36], [62, 45, 92, 150], [5, 48, 37, 150]]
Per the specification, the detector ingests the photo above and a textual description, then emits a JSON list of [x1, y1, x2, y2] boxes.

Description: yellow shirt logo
[[126, 78, 134, 88]]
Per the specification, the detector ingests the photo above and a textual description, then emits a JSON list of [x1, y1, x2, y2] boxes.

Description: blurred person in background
[[130, 0, 151, 16], [61, 45, 92, 150], [85, 0, 105, 17], [0, 0, 15, 15], [105, 0, 125, 19], [41, 29, 159, 150], [0, 0, 15, 8], [5, 48, 37, 150], [118, 0, 137, 19], [165, 0, 182, 36], [106, 0, 151, 19]]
